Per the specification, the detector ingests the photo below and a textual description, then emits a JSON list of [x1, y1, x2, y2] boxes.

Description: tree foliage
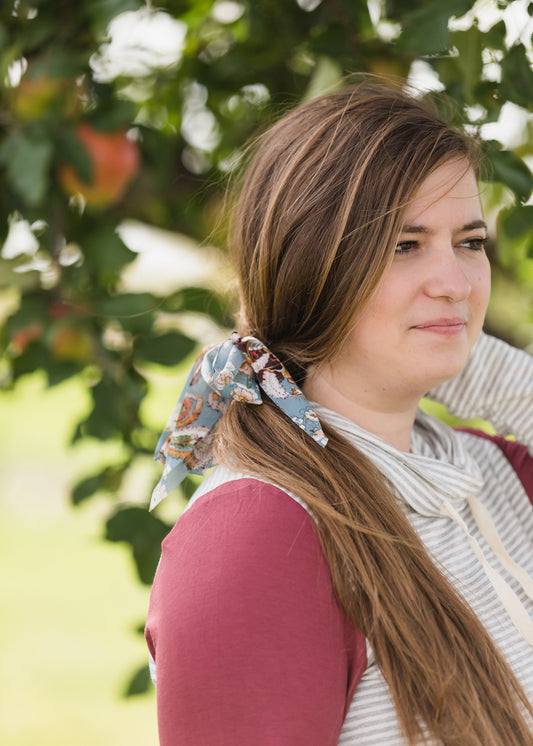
[[1, 0, 533, 690]]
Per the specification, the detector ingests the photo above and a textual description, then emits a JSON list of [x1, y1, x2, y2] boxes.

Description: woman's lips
[[412, 318, 466, 335]]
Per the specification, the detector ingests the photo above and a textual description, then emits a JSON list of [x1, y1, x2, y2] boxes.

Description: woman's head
[[304, 159, 491, 421], [232, 83, 482, 380]]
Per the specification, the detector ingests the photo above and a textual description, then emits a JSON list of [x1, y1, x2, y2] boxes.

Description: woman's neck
[[303, 366, 419, 452]]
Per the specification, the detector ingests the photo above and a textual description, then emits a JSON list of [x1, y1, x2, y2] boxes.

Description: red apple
[[11, 322, 44, 355], [59, 124, 140, 207]]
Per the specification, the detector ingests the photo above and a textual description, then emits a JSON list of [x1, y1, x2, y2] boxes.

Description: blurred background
[[1, 0, 533, 743]]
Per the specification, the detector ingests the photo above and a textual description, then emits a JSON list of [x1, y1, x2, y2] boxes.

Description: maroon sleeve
[[145, 478, 366, 746], [460, 429, 533, 505]]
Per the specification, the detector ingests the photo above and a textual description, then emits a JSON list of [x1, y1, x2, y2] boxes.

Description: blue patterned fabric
[[150, 332, 328, 509]]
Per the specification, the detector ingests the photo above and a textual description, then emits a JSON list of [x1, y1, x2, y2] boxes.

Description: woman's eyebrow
[[400, 219, 487, 234], [461, 219, 487, 232], [401, 224, 430, 234]]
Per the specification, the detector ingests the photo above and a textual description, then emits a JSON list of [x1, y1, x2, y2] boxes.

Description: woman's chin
[[409, 360, 469, 396], [418, 367, 465, 393]]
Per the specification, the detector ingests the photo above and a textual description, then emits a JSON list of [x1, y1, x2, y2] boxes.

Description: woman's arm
[[145, 478, 366, 746], [427, 332, 533, 452]]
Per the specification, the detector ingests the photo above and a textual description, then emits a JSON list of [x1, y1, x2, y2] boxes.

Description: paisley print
[[175, 393, 203, 427], [150, 332, 328, 510]]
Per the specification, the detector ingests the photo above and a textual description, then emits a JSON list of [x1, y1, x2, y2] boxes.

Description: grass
[[0, 372, 160, 745]]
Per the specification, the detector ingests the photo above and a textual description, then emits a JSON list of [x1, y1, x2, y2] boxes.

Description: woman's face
[[329, 159, 491, 408]]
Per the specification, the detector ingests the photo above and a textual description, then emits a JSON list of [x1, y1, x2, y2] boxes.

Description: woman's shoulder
[[186, 465, 311, 513], [161, 469, 318, 574]]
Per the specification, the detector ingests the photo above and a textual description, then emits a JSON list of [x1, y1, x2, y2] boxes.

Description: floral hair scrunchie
[[150, 332, 327, 509]]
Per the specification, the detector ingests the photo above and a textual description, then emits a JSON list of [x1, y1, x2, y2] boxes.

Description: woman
[[145, 83, 533, 745]]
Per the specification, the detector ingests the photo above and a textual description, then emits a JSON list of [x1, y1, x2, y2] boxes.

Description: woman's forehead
[[402, 161, 481, 227]]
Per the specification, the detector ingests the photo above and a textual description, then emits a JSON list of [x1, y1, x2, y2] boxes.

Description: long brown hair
[[215, 83, 533, 745]]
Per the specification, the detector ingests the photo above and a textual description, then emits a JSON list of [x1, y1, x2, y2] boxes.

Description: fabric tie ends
[[150, 332, 328, 510]]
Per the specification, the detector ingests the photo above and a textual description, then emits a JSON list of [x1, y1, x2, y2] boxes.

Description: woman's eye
[[460, 237, 487, 251], [395, 240, 418, 255]]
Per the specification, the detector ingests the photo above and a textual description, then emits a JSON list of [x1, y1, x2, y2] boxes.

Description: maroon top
[[145, 434, 533, 745], [146, 478, 366, 746]]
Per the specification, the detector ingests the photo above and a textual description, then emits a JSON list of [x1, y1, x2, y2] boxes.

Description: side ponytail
[[215, 83, 533, 744]]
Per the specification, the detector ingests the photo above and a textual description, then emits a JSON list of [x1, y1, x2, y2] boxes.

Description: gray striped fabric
[[338, 432, 533, 744]]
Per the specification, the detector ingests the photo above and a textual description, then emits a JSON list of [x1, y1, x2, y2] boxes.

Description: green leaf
[[83, 379, 124, 439], [105, 505, 171, 584], [0, 131, 53, 206], [303, 56, 343, 101], [398, 0, 472, 54], [17, 20, 65, 53], [25, 49, 79, 79], [309, 21, 354, 59], [134, 331, 196, 366], [83, 225, 137, 279], [11, 340, 49, 376], [83, 373, 145, 440], [83, 376, 131, 440], [484, 141, 533, 203], [181, 474, 201, 501], [134, 620, 146, 636], [124, 663, 152, 697], [500, 44, 533, 111], [97, 293, 158, 335], [451, 27, 483, 104], [162, 286, 234, 327], [496, 206, 533, 267], [71, 464, 127, 505], [86, 0, 143, 37], [471, 81, 504, 121], [0, 22, 7, 52], [90, 100, 138, 132], [56, 129, 93, 183], [6, 294, 47, 334], [72, 473, 108, 505], [501, 204, 533, 238], [484, 20, 506, 50], [47, 361, 84, 386], [9, 337, 81, 385]]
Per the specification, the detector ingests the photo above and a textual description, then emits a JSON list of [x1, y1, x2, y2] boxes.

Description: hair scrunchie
[[150, 332, 328, 509]]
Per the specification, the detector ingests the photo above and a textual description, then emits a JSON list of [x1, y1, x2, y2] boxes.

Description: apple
[[50, 325, 94, 362], [59, 124, 141, 207], [11, 322, 44, 355], [10, 73, 69, 120]]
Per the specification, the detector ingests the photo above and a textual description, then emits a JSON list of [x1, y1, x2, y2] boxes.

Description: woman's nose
[[423, 246, 471, 302]]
